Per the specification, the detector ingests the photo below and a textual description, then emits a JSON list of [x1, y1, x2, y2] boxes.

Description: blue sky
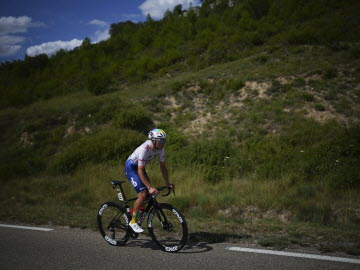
[[0, 0, 201, 63]]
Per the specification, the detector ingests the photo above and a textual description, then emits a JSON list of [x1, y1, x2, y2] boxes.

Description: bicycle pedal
[[131, 233, 139, 239]]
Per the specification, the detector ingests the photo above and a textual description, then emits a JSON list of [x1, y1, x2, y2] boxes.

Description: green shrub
[[123, 61, 149, 82], [86, 71, 114, 95], [314, 103, 326, 111], [323, 89, 339, 101], [328, 163, 360, 190], [169, 196, 191, 212], [301, 92, 315, 102], [266, 80, 286, 95], [170, 81, 185, 92], [245, 31, 264, 46], [258, 237, 289, 250], [0, 147, 46, 180], [199, 80, 214, 95], [292, 78, 306, 88], [224, 78, 245, 92], [322, 67, 337, 80], [283, 26, 317, 45], [51, 128, 144, 173], [169, 138, 235, 182], [296, 185, 316, 199], [92, 98, 124, 124], [112, 105, 153, 132], [254, 55, 269, 63], [350, 47, 360, 59], [173, 112, 196, 126], [295, 201, 333, 225]]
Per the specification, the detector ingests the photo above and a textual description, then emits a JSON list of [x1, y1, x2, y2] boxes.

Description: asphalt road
[[0, 225, 359, 270]]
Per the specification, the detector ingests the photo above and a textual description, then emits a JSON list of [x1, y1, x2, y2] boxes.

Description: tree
[[24, 54, 49, 70], [81, 37, 91, 47], [146, 14, 153, 23], [173, 4, 183, 16], [186, 4, 198, 25], [163, 9, 173, 19], [109, 21, 137, 37]]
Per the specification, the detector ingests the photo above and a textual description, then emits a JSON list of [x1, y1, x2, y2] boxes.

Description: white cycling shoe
[[129, 222, 144, 233]]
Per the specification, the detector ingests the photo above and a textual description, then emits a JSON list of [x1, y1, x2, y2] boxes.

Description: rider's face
[[155, 140, 165, 149]]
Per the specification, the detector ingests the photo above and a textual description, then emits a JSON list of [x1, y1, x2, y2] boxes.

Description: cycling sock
[[130, 212, 138, 224]]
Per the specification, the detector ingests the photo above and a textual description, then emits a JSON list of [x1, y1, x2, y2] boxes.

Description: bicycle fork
[[156, 208, 173, 231]]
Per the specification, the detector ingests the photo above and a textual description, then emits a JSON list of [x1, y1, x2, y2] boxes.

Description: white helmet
[[148, 129, 167, 142]]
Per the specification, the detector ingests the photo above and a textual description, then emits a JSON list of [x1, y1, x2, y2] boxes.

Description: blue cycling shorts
[[125, 159, 149, 194]]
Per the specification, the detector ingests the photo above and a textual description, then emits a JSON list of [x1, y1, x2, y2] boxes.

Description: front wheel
[[97, 201, 131, 246], [148, 203, 188, 252]]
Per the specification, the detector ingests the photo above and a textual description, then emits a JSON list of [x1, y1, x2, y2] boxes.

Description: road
[[0, 224, 359, 270]]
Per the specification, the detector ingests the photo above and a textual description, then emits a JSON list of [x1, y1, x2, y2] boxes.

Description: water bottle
[[117, 191, 123, 201], [129, 206, 145, 223]]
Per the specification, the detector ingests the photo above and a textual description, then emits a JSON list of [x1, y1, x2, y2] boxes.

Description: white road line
[[0, 224, 53, 232], [226, 247, 360, 264]]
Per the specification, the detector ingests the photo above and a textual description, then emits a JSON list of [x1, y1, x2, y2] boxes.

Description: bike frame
[[111, 180, 163, 226], [98, 180, 187, 252]]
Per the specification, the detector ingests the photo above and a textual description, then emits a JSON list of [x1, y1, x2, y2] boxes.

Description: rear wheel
[[148, 203, 188, 252], [97, 201, 131, 246]]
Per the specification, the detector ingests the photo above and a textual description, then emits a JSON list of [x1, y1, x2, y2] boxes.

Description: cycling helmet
[[148, 129, 166, 143]]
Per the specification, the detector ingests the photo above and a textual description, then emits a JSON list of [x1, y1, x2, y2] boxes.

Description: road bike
[[97, 180, 188, 252]]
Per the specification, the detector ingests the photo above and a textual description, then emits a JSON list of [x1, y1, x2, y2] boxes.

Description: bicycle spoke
[[97, 202, 131, 246], [148, 204, 188, 252]]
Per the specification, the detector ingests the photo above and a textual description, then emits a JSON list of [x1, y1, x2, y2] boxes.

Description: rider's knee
[[138, 190, 147, 200]]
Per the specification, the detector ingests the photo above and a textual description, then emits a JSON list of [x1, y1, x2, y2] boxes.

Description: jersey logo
[[131, 177, 137, 187]]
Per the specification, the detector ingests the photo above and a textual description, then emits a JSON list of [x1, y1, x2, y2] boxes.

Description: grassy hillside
[[1, 44, 359, 254], [0, 0, 360, 255], [1, 0, 359, 107]]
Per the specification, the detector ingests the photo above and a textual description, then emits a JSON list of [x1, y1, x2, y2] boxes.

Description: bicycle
[[97, 180, 188, 253]]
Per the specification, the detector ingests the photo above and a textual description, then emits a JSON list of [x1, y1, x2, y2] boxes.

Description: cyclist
[[125, 129, 175, 233]]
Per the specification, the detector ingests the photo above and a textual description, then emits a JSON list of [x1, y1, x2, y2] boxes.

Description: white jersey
[[128, 140, 165, 167]]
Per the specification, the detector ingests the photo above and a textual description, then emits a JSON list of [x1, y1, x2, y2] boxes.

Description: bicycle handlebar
[[155, 186, 175, 197], [110, 180, 175, 197]]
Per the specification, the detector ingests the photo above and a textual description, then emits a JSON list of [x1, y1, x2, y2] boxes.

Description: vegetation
[[0, 0, 359, 255], [1, 0, 360, 108]]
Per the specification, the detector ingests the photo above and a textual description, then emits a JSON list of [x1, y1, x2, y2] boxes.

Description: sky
[[0, 0, 201, 63]]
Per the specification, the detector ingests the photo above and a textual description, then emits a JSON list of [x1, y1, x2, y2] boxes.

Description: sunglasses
[[158, 139, 166, 144]]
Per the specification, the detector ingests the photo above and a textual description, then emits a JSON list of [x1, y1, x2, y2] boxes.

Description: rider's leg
[[125, 159, 147, 233], [129, 190, 147, 233], [130, 190, 147, 224]]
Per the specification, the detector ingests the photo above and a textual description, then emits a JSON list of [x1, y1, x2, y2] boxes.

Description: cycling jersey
[[127, 140, 165, 167], [125, 140, 165, 193]]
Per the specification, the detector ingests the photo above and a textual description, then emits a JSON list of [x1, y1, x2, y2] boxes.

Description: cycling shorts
[[125, 159, 149, 194]]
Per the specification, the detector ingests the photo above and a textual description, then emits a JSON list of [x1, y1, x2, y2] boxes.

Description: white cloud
[[26, 39, 83, 57], [0, 44, 21, 57], [89, 19, 107, 27], [0, 16, 44, 57], [92, 29, 110, 43], [0, 16, 44, 35], [88, 19, 110, 43], [0, 35, 25, 45], [0, 35, 25, 56], [25, 18, 111, 57], [139, 0, 201, 19]]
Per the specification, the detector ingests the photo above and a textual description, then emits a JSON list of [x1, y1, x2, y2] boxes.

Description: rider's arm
[[160, 162, 174, 189], [160, 162, 169, 185]]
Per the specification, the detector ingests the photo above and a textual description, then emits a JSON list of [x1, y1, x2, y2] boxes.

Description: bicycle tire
[[147, 203, 188, 252], [97, 201, 131, 246]]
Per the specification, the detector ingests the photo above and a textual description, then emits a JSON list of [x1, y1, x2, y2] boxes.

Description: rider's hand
[[167, 183, 175, 190], [149, 187, 158, 195]]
